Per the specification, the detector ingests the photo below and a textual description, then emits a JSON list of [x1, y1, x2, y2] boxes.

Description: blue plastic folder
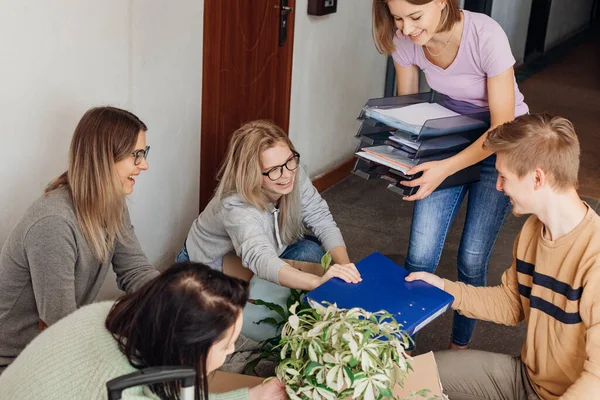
[[306, 252, 454, 336]]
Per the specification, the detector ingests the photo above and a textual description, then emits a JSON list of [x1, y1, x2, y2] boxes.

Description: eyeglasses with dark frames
[[262, 151, 300, 181], [132, 146, 150, 166]]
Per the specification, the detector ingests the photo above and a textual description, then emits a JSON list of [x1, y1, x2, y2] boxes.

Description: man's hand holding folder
[[405, 271, 445, 290]]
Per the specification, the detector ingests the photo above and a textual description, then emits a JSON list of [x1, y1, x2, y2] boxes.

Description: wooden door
[[200, 0, 296, 210]]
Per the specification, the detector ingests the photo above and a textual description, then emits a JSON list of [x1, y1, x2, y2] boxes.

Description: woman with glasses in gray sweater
[[0, 107, 159, 374], [178, 120, 361, 341]]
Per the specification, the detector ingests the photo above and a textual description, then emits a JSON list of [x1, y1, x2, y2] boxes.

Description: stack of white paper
[[365, 102, 460, 135]]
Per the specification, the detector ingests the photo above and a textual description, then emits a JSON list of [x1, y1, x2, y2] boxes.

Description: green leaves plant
[[275, 302, 440, 399]]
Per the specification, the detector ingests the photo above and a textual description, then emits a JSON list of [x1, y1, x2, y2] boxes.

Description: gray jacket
[[185, 167, 345, 284], [0, 188, 159, 372]]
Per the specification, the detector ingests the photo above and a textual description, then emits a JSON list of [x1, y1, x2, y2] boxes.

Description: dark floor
[[321, 175, 600, 356], [318, 23, 600, 357]]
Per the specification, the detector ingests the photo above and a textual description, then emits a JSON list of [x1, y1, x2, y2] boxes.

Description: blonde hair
[[46, 107, 147, 262], [484, 113, 580, 191], [372, 0, 461, 55], [216, 120, 304, 245]]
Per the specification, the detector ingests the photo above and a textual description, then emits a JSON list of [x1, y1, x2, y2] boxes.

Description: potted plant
[[275, 302, 440, 400], [247, 252, 442, 399]]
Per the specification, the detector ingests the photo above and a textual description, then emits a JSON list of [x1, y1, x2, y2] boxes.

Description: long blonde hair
[[216, 120, 304, 245], [45, 106, 147, 262]]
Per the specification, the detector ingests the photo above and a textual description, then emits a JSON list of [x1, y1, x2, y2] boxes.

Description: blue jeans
[[279, 236, 324, 263], [405, 155, 511, 346], [175, 237, 323, 265], [176, 244, 190, 263]]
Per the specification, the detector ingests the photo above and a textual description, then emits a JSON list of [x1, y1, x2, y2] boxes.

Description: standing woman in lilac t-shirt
[[372, 0, 529, 349]]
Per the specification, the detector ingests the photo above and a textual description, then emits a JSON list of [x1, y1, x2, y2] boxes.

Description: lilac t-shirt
[[392, 10, 528, 117]]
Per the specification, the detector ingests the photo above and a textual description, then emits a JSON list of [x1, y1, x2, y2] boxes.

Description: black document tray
[[358, 91, 491, 141], [352, 156, 481, 197], [356, 128, 486, 159]]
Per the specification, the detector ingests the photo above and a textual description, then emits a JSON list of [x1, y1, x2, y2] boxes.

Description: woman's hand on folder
[[405, 271, 445, 290], [400, 160, 451, 201], [319, 263, 362, 286]]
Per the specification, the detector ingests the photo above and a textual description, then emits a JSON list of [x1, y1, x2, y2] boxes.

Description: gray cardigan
[[185, 167, 345, 284], [0, 187, 159, 372]]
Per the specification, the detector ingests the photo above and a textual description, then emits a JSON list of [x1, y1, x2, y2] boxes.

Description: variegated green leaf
[[305, 361, 322, 376], [325, 365, 339, 388], [323, 353, 336, 364], [321, 251, 332, 271], [315, 384, 337, 400], [308, 343, 319, 363], [353, 378, 369, 398], [364, 381, 376, 400], [288, 314, 300, 330]]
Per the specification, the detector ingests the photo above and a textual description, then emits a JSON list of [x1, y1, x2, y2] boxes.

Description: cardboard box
[[396, 352, 444, 397], [209, 351, 444, 398]]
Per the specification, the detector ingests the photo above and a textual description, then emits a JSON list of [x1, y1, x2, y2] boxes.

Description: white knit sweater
[[0, 302, 248, 400]]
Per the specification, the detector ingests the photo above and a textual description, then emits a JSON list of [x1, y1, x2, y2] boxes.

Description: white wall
[[491, 0, 532, 65], [288, 0, 387, 177], [545, 0, 594, 50], [0, 0, 204, 299]]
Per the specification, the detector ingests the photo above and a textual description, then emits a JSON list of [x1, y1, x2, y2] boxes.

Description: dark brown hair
[[484, 113, 580, 191], [105, 262, 249, 400], [372, 0, 461, 55], [46, 106, 147, 262]]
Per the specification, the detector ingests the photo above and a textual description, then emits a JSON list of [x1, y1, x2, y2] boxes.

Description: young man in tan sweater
[[406, 114, 600, 400]]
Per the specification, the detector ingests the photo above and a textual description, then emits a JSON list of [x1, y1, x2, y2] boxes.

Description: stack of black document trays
[[353, 91, 491, 197]]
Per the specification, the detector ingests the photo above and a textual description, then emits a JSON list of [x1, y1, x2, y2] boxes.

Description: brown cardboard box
[[209, 351, 444, 398], [395, 352, 444, 397]]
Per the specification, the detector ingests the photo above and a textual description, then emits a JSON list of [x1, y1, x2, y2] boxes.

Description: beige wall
[[0, 0, 204, 300], [288, 0, 387, 177]]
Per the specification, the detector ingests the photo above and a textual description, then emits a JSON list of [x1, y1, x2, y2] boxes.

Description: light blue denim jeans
[[176, 238, 325, 342], [405, 155, 511, 346]]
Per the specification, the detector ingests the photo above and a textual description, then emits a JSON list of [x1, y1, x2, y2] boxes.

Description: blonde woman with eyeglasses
[[179, 120, 361, 341], [0, 106, 159, 374]]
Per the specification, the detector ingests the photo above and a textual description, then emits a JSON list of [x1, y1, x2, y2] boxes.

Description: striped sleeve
[[443, 233, 524, 326]]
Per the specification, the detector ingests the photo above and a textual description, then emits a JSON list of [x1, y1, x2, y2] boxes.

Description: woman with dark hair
[[372, 0, 528, 349], [0, 262, 286, 399], [0, 106, 159, 373]]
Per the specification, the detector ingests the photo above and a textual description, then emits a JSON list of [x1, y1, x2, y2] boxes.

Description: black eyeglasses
[[132, 146, 150, 166], [262, 151, 300, 181]]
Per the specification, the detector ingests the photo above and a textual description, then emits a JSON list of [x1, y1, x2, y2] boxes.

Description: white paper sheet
[[356, 145, 418, 174], [370, 102, 460, 127]]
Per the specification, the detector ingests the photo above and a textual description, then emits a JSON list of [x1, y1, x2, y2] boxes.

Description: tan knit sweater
[[444, 205, 600, 400]]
